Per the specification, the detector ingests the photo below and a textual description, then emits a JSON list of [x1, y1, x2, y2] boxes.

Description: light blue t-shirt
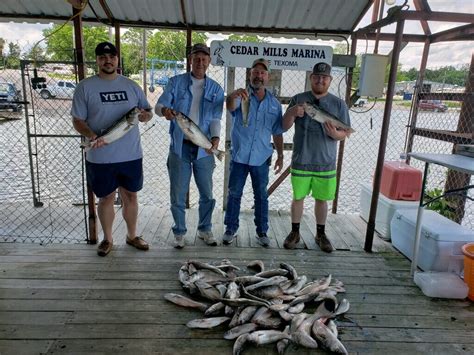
[[230, 89, 283, 166], [71, 75, 151, 164], [156, 72, 224, 160]]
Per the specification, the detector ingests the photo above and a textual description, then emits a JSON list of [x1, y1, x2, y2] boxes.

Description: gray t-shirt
[[71, 75, 151, 164], [287, 91, 351, 172]]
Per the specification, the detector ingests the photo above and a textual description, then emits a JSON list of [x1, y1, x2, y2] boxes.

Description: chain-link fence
[[1, 62, 90, 243], [1, 41, 472, 244]]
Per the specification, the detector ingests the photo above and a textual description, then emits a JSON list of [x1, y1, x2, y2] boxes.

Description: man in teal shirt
[[223, 58, 284, 247]]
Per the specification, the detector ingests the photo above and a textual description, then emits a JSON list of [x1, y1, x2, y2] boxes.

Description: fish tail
[[215, 150, 226, 161]]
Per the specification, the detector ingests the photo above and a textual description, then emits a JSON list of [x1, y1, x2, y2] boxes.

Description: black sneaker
[[223, 231, 236, 245], [256, 233, 270, 247]]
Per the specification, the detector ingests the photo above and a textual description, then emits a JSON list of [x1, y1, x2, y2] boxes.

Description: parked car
[[355, 98, 367, 107], [418, 99, 447, 112], [39, 80, 76, 99], [0, 82, 22, 112]]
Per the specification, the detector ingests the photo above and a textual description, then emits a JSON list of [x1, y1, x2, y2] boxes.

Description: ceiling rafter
[[98, 0, 115, 25], [413, 0, 431, 35], [179, 0, 188, 27]]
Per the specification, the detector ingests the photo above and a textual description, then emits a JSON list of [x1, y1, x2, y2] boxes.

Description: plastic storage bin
[[462, 243, 474, 301], [380, 161, 422, 201], [359, 183, 418, 240], [414, 271, 468, 299], [391, 209, 474, 273]]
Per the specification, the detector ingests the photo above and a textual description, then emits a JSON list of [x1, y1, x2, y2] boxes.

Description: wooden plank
[[0, 340, 53, 355], [39, 338, 474, 354], [150, 208, 174, 248], [136, 206, 165, 246], [185, 207, 200, 247], [304, 212, 349, 251], [235, 210, 251, 247], [328, 213, 366, 251], [299, 211, 322, 250], [0, 312, 72, 325], [2, 323, 474, 343]]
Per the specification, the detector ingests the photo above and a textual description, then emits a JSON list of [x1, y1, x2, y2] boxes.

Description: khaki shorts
[[290, 168, 337, 201]]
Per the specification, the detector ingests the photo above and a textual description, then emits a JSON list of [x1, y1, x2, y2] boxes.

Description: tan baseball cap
[[252, 58, 270, 71]]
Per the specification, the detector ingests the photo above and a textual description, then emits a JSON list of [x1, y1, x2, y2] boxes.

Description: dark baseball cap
[[252, 58, 270, 71], [312, 62, 332, 76], [95, 41, 118, 56], [189, 43, 210, 56]]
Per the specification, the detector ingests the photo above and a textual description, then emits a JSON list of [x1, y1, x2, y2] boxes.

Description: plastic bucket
[[462, 243, 474, 301]]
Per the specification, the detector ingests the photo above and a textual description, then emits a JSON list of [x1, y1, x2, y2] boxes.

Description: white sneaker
[[198, 230, 217, 246], [174, 234, 185, 249]]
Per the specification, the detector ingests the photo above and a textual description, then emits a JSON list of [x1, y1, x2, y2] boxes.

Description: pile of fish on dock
[[164, 259, 350, 354]]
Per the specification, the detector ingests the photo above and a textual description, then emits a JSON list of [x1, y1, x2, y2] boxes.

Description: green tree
[[147, 30, 207, 63], [228, 34, 266, 43], [43, 24, 109, 61], [5, 42, 21, 69], [23, 44, 47, 62], [121, 28, 153, 75], [333, 42, 348, 55]]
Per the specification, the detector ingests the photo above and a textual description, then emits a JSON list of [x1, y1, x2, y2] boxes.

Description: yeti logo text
[[100, 91, 128, 104]]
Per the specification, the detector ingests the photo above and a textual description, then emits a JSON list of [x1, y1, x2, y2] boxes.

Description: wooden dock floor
[[1, 211, 474, 354], [96, 206, 393, 253]]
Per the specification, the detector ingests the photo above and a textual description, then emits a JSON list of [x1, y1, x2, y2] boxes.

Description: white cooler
[[359, 182, 418, 240], [391, 208, 474, 273]]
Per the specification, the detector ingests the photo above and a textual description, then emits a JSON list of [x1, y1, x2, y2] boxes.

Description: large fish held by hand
[[302, 102, 355, 134], [175, 111, 225, 161], [81, 107, 140, 152]]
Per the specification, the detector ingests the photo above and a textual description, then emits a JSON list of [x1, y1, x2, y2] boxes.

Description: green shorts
[[290, 168, 337, 201]]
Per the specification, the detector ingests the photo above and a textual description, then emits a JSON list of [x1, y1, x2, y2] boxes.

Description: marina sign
[[210, 40, 333, 71]]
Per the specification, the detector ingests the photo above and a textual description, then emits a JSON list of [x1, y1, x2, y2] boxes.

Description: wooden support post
[[73, 6, 97, 244], [223, 67, 235, 210]]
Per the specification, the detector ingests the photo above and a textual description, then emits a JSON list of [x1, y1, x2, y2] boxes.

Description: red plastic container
[[379, 161, 422, 201]]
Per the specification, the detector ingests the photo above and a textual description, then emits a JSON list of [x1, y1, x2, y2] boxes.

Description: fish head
[[126, 107, 141, 125]]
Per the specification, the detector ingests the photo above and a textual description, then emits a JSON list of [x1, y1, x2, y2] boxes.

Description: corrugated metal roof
[[0, 0, 372, 36]]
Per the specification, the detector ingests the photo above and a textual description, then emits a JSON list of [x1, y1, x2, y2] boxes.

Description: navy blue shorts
[[86, 158, 143, 198]]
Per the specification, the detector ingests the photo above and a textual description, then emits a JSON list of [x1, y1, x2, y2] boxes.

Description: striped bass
[[175, 111, 225, 161], [81, 107, 141, 152], [302, 102, 355, 134]]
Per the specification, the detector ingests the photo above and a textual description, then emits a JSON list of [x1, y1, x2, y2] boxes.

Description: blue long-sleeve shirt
[[156, 72, 224, 160], [230, 89, 283, 166]]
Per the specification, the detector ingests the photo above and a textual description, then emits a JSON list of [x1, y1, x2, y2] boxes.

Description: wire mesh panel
[[0, 61, 88, 244], [1, 44, 471, 245], [408, 64, 473, 228]]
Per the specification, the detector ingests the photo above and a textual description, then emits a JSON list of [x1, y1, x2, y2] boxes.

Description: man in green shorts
[[282, 62, 351, 252]]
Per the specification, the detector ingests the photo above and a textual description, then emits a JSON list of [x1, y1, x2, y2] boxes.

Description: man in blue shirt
[[222, 58, 284, 247], [155, 43, 224, 249]]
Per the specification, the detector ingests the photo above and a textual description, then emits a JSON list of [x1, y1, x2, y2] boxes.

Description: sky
[[0, 0, 472, 70]]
